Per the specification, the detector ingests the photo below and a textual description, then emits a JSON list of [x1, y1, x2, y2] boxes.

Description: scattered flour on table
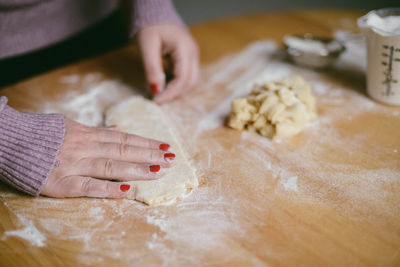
[[141, 188, 256, 266], [280, 176, 298, 192], [1, 203, 46, 247], [42, 73, 134, 126], [88, 206, 105, 221], [1, 33, 399, 265], [175, 35, 399, 218]]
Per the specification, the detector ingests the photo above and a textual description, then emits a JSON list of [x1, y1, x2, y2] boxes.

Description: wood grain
[[1, 9, 400, 267]]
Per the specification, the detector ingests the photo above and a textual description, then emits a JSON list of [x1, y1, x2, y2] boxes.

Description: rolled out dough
[[105, 97, 198, 205]]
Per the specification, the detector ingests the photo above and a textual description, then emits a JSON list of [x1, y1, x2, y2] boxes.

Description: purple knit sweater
[[0, 0, 184, 59], [0, 0, 183, 195]]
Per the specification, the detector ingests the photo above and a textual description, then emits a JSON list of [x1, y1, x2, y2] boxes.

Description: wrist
[[131, 0, 185, 36], [0, 97, 65, 196]]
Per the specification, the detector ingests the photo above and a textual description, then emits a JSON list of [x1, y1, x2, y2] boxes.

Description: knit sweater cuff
[[0, 96, 65, 196], [131, 0, 185, 36]]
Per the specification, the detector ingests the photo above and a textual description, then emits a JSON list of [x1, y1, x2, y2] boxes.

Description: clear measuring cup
[[358, 8, 400, 106]]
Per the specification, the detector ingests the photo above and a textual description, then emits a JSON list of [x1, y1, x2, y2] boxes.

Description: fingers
[[101, 125, 119, 131], [57, 176, 135, 198], [95, 128, 169, 151], [154, 47, 190, 104], [137, 24, 200, 104], [154, 42, 200, 104], [185, 40, 200, 91], [77, 158, 165, 181], [138, 32, 165, 95], [89, 143, 175, 166], [188, 51, 201, 90]]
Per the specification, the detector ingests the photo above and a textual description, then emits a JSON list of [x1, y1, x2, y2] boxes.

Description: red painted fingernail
[[120, 184, 130, 192], [149, 165, 161, 172], [108, 125, 119, 130], [150, 83, 158, 94], [159, 144, 170, 151], [164, 153, 175, 160]]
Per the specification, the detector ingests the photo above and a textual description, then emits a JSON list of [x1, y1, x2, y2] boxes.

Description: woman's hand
[[137, 24, 200, 104], [41, 119, 175, 198]]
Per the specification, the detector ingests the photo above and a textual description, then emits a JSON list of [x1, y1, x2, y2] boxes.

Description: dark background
[[1, 0, 397, 88], [174, 0, 398, 24]]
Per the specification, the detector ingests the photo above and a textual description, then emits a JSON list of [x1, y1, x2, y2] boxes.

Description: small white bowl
[[284, 34, 346, 69]]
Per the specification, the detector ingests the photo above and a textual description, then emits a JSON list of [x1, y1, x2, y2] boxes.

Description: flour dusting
[[281, 176, 298, 192], [42, 74, 134, 126], [2, 207, 46, 247], [1, 32, 399, 266]]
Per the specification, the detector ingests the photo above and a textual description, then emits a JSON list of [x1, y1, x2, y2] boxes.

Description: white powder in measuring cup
[[363, 12, 400, 36], [284, 36, 343, 55], [358, 9, 400, 105]]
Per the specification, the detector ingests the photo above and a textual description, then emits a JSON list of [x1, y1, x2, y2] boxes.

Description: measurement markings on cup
[[382, 45, 400, 97]]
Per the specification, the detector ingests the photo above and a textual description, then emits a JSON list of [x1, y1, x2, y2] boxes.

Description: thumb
[[138, 34, 165, 95]]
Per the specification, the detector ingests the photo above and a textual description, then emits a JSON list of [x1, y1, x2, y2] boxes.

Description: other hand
[[137, 24, 200, 104]]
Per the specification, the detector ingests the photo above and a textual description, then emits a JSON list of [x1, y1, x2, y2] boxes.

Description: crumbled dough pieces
[[228, 75, 317, 139]]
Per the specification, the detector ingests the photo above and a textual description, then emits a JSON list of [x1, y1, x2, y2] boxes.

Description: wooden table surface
[[1, 9, 400, 267]]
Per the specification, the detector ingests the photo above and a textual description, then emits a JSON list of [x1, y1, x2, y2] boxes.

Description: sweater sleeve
[[0, 96, 65, 196], [131, 0, 185, 36]]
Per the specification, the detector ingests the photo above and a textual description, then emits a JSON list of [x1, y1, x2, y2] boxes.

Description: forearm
[[0, 0, 44, 9], [0, 96, 65, 195], [131, 0, 185, 35]]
